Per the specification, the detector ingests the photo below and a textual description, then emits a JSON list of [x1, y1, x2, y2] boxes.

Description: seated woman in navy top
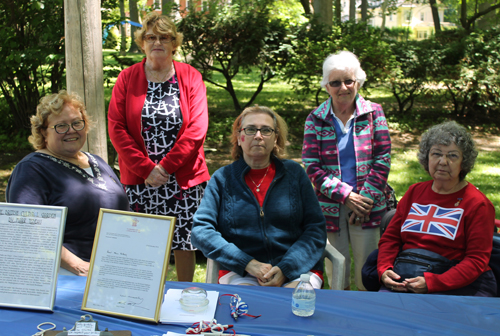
[[7, 91, 129, 276]]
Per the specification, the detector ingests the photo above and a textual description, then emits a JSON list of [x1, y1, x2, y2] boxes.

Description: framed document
[[0, 202, 67, 311], [82, 208, 176, 322]]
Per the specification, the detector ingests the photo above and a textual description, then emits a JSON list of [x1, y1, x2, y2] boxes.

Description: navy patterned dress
[[124, 75, 205, 251]]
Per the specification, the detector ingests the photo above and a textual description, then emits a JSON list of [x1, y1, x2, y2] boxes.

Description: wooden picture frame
[[82, 208, 176, 322], [0, 202, 67, 311]]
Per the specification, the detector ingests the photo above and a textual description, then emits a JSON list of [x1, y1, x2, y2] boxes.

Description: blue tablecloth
[[1, 275, 500, 336]]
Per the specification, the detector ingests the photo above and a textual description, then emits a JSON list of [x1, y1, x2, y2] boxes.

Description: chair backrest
[[380, 209, 396, 236], [205, 244, 346, 290]]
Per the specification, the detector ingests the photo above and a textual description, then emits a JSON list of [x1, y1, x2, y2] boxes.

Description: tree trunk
[[460, 0, 467, 29], [334, 0, 341, 23], [361, 0, 368, 21], [429, 0, 441, 34], [380, 0, 388, 32], [119, 0, 127, 56], [299, 0, 312, 15], [349, 0, 356, 21], [313, 0, 333, 29], [128, 0, 140, 53]]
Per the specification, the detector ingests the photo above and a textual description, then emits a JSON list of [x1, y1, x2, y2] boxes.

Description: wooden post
[[64, 0, 108, 163]]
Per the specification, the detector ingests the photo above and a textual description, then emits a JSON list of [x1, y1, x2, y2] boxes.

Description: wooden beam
[[64, 0, 108, 163]]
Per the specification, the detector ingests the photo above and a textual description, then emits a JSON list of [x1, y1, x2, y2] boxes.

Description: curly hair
[[231, 105, 288, 161], [29, 91, 91, 150], [418, 121, 478, 181], [134, 12, 183, 55]]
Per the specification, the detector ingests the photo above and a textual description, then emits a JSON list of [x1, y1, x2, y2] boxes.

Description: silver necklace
[[249, 165, 270, 192], [45, 149, 82, 167]]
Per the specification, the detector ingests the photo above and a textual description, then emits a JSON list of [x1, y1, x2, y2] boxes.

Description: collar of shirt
[[330, 106, 357, 134]]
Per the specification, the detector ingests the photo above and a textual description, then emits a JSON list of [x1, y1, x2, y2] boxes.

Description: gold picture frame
[[82, 208, 176, 322]]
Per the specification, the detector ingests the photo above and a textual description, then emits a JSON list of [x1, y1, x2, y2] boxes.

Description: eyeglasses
[[240, 127, 275, 136], [47, 120, 86, 134], [328, 79, 356, 88], [429, 151, 461, 163], [143, 34, 175, 44]]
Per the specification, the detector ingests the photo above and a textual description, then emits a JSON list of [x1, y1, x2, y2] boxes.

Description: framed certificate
[[82, 208, 176, 322], [0, 202, 67, 311]]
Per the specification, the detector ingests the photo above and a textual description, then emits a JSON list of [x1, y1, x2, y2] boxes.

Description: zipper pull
[[260, 207, 264, 218]]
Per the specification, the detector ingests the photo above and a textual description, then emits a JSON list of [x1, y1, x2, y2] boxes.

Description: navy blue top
[[7, 152, 130, 261], [192, 157, 327, 281]]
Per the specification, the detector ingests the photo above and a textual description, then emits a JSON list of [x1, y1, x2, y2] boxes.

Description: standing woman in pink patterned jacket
[[302, 51, 391, 290]]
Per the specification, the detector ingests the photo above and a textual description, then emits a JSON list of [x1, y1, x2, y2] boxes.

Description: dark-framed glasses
[[143, 34, 175, 44], [328, 79, 356, 88], [48, 120, 86, 134], [240, 126, 275, 136], [429, 151, 461, 163]]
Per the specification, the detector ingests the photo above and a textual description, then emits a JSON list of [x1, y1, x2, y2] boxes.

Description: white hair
[[320, 51, 366, 89]]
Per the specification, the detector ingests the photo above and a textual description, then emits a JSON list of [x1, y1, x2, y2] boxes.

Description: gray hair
[[320, 51, 366, 89], [418, 121, 478, 181]]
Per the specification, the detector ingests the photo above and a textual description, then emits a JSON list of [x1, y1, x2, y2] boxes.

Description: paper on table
[[160, 289, 219, 324]]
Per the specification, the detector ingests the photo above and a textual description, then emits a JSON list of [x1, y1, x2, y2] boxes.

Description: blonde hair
[[231, 105, 288, 160], [134, 12, 183, 54], [29, 91, 90, 150]]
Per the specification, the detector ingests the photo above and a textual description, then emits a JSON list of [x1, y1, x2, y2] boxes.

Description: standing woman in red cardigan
[[108, 12, 210, 282]]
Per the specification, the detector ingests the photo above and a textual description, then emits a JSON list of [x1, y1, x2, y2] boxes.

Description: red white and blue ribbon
[[220, 294, 261, 321], [185, 319, 234, 334]]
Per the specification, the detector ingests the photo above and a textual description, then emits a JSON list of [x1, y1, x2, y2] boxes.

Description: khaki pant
[[326, 204, 380, 290]]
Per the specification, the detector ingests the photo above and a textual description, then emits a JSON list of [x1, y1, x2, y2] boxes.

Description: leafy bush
[[282, 21, 397, 105], [178, 0, 292, 112], [0, 0, 65, 132], [440, 28, 500, 129]]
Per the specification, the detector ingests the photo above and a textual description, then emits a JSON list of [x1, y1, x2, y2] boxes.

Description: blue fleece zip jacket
[[192, 156, 327, 281]]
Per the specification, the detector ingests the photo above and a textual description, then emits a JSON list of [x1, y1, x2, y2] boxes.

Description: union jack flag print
[[401, 203, 464, 240]]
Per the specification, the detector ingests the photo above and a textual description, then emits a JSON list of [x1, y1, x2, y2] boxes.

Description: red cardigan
[[108, 59, 210, 189]]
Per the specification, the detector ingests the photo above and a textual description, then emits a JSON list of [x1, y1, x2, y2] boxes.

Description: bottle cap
[[300, 274, 310, 282]]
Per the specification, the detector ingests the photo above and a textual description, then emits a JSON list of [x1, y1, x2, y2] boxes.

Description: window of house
[[404, 10, 411, 21], [420, 12, 424, 21]]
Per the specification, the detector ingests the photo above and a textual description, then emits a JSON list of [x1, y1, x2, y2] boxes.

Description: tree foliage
[[178, 0, 292, 112], [0, 0, 65, 134], [283, 21, 397, 105], [439, 29, 500, 126]]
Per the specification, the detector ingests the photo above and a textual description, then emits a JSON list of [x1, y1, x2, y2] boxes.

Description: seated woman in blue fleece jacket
[[192, 105, 327, 288]]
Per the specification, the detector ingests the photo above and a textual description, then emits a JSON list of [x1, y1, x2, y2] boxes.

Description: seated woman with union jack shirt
[[377, 121, 496, 296]]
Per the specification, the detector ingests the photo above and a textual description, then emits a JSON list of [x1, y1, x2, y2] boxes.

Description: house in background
[[341, 0, 456, 40]]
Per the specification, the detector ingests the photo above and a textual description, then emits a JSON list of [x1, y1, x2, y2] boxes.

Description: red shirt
[[244, 162, 276, 206], [378, 181, 495, 293]]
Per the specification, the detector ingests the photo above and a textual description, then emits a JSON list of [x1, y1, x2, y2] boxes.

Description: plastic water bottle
[[291, 273, 316, 317]]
